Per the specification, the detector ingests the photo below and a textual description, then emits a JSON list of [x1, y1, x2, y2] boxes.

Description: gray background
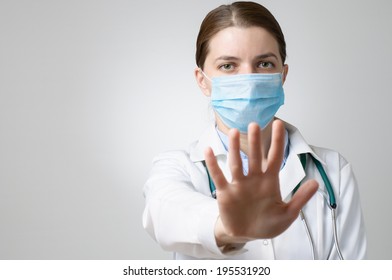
[[0, 0, 391, 259]]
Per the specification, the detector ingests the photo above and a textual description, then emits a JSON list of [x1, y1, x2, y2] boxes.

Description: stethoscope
[[202, 153, 344, 260]]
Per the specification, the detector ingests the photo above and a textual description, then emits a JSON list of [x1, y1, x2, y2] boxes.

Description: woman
[[143, 1, 366, 260]]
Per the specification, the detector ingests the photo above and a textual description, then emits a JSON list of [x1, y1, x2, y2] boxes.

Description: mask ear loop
[[280, 69, 285, 85], [199, 68, 212, 82]]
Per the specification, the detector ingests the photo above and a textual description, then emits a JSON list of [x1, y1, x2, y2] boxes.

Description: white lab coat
[[142, 121, 367, 259]]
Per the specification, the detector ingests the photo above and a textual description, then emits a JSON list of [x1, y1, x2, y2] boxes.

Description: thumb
[[287, 179, 319, 215]]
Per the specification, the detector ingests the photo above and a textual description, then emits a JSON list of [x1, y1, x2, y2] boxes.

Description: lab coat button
[[263, 240, 269, 246]]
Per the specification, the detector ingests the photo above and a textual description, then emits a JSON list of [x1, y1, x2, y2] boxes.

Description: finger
[[247, 122, 262, 174], [204, 147, 229, 190], [228, 128, 244, 180], [287, 179, 319, 215], [267, 119, 285, 173]]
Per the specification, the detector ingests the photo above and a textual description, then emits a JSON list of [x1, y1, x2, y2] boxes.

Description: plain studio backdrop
[[0, 0, 391, 259]]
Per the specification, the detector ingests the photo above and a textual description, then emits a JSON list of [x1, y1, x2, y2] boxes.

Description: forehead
[[207, 26, 280, 60]]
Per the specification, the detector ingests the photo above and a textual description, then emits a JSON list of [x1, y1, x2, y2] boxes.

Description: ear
[[194, 67, 211, 97], [282, 64, 289, 85]]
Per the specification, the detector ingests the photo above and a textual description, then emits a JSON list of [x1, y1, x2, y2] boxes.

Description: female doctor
[[142, 1, 367, 259]]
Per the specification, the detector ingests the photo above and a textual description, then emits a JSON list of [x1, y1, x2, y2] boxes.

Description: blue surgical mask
[[203, 72, 285, 133]]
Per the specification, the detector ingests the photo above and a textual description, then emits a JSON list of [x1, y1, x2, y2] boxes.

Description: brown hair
[[195, 1, 286, 69]]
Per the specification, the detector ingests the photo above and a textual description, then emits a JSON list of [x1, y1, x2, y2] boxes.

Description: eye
[[258, 61, 274, 69], [219, 63, 235, 71]]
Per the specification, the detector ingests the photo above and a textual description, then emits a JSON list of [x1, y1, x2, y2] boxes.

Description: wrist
[[214, 216, 252, 247]]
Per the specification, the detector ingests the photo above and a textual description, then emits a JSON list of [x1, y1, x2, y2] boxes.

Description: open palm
[[205, 120, 318, 244]]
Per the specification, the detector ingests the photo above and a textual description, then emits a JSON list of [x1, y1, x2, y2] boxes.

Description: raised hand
[[204, 120, 318, 246]]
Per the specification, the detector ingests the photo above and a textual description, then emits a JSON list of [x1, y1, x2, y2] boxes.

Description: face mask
[[202, 72, 285, 133]]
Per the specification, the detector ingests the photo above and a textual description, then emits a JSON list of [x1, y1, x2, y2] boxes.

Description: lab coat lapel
[[279, 149, 306, 200], [279, 120, 324, 200]]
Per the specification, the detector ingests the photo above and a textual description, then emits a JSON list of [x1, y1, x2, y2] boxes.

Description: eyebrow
[[254, 53, 279, 60], [215, 52, 279, 62], [214, 56, 240, 62]]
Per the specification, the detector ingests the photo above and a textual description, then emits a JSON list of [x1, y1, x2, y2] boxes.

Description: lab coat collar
[[189, 124, 227, 162], [190, 121, 324, 163], [283, 121, 325, 165]]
